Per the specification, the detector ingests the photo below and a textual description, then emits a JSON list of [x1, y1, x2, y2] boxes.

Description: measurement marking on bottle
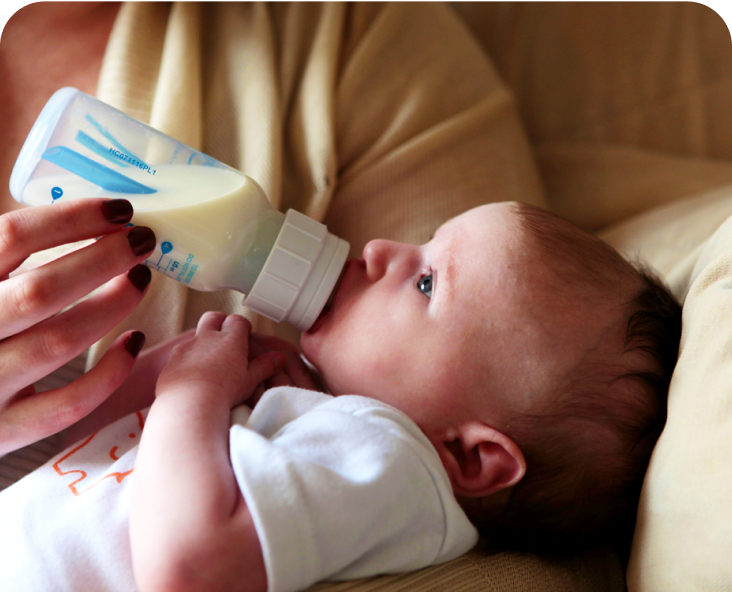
[[157, 242, 173, 268]]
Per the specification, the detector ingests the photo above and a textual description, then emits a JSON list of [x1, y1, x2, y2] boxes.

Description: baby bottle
[[9, 88, 349, 331]]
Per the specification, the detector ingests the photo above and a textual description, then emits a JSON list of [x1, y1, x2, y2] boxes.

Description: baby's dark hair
[[465, 202, 682, 557]]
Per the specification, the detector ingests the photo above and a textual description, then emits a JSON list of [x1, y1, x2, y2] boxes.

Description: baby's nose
[[363, 239, 398, 281]]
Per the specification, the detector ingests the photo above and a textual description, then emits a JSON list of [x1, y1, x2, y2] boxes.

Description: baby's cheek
[[356, 347, 406, 395]]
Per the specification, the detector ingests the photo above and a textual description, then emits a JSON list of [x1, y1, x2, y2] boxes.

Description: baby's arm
[[130, 313, 285, 592]]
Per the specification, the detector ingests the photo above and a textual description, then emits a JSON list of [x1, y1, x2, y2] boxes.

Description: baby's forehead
[[443, 203, 555, 268], [440, 201, 637, 320], [447, 205, 638, 399]]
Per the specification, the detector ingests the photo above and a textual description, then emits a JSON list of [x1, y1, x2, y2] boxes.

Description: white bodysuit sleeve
[[228, 387, 478, 592]]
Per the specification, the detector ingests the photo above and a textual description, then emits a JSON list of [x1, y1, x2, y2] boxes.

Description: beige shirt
[[85, 1, 546, 366]]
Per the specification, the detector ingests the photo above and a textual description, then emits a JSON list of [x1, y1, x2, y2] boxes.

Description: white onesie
[[0, 387, 478, 592]]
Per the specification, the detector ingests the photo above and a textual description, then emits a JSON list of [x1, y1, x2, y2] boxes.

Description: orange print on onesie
[[53, 411, 146, 496]]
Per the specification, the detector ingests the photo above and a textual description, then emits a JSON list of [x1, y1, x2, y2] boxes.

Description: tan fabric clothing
[[87, 1, 547, 365]]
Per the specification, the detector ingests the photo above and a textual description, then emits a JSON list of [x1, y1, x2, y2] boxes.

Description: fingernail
[[124, 331, 146, 358], [101, 199, 133, 224], [127, 226, 156, 257], [127, 264, 152, 293]]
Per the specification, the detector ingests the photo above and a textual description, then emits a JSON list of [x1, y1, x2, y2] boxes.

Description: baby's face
[[300, 202, 621, 439]]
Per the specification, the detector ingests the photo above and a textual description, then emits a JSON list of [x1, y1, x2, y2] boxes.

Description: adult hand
[[0, 198, 156, 456], [58, 329, 198, 449]]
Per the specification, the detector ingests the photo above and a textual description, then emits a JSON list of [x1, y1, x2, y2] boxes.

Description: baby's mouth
[[307, 260, 349, 333]]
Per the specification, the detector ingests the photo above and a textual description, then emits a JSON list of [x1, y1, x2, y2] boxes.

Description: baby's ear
[[436, 422, 526, 498]]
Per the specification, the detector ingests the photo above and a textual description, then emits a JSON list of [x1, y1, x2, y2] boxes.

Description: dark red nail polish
[[127, 264, 152, 293], [101, 199, 133, 224], [127, 226, 156, 257], [124, 331, 146, 358]]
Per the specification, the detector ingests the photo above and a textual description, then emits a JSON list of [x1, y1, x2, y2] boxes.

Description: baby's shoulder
[[247, 388, 435, 460], [313, 394, 435, 454], [255, 387, 405, 420]]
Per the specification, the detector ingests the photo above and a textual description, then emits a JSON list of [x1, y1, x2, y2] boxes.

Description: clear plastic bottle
[[9, 88, 349, 331]]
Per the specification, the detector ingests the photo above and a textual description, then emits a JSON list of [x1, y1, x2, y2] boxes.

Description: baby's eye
[[417, 273, 433, 298]]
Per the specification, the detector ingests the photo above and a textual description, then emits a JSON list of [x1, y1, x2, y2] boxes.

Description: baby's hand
[[156, 313, 285, 409], [248, 333, 326, 404]]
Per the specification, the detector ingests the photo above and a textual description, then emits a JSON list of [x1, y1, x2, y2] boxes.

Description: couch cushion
[[599, 182, 732, 300], [310, 539, 625, 592], [598, 185, 732, 591]]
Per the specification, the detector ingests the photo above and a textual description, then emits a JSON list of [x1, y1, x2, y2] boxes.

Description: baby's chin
[[297, 350, 333, 395], [299, 330, 323, 371], [299, 328, 315, 354], [300, 333, 343, 395], [300, 306, 337, 349]]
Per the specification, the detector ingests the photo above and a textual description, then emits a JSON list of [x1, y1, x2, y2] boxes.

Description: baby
[[0, 201, 682, 592]]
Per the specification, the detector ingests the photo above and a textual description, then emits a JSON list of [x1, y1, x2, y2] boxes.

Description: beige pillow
[[599, 183, 732, 300], [598, 185, 732, 591]]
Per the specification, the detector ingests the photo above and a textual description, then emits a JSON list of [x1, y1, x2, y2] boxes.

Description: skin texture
[[0, 3, 140, 453], [130, 202, 634, 592], [300, 201, 635, 499], [131, 313, 282, 592], [0, 199, 156, 455], [130, 319, 327, 592], [300, 202, 624, 440]]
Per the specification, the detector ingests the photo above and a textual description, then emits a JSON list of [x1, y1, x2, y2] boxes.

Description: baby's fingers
[[0, 331, 145, 456], [250, 334, 320, 391], [267, 370, 295, 389], [196, 311, 228, 334], [238, 352, 285, 406], [221, 314, 252, 338]]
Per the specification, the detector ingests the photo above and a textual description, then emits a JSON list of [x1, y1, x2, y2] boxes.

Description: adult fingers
[[0, 225, 155, 340], [0, 266, 152, 398], [0, 330, 145, 457], [0, 198, 134, 278]]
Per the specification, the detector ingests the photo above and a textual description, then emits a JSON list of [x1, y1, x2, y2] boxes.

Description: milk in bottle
[[10, 88, 349, 331]]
